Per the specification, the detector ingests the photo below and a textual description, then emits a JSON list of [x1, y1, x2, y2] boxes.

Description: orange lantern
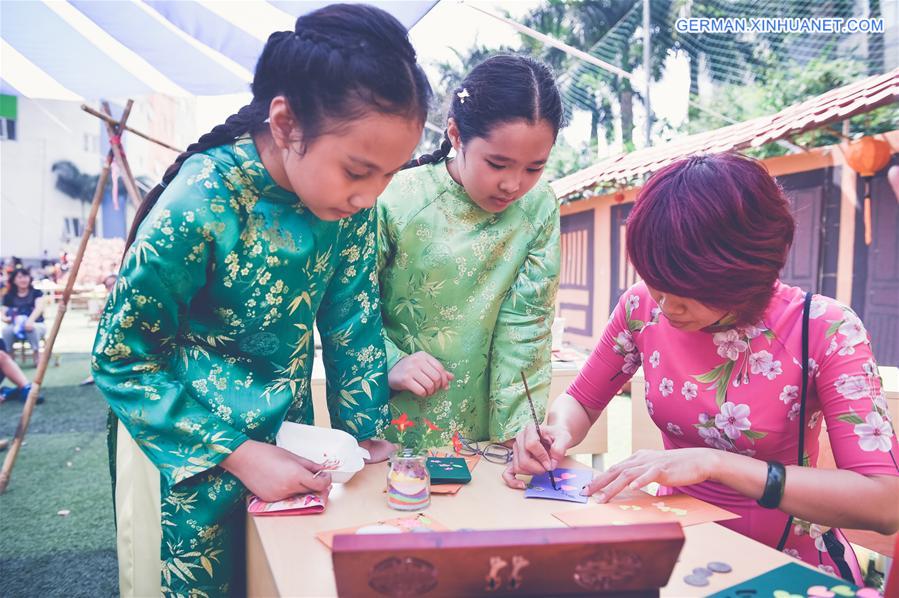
[[844, 136, 892, 245]]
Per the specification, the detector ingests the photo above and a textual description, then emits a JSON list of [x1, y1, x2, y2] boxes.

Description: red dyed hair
[[626, 153, 795, 327]]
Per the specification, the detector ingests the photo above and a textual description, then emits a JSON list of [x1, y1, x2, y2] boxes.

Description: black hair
[[12, 267, 32, 281], [11, 267, 34, 291], [406, 54, 564, 169], [125, 3, 431, 250]]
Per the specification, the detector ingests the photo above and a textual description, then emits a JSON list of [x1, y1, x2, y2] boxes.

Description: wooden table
[[247, 458, 804, 597], [310, 356, 608, 456]]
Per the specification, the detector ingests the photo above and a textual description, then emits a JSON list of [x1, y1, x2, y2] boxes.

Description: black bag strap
[[775, 292, 854, 581], [776, 291, 812, 551], [797, 290, 812, 469]]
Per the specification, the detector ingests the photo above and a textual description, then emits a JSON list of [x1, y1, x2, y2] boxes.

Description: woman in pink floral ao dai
[[504, 154, 898, 583]]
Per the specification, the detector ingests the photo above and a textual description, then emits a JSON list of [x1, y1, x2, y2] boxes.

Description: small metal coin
[[692, 567, 713, 577], [707, 561, 733, 573], [683, 574, 710, 587]]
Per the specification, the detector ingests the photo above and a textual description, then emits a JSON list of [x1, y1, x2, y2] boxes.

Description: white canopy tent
[[1, 0, 437, 101]]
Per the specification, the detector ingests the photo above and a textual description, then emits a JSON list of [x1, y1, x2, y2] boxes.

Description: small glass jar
[[386, 452, 430, 511]]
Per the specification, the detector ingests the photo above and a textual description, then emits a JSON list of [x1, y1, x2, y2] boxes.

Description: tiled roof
[[551, 68, 899, 200]]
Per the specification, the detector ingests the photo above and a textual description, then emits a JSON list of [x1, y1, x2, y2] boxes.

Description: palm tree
[[520, 0, 670, 150], [51, 160, 151, 205], [665, 0, 758, 98], [51, 161, 97, 203], [666, 0, 869, 124]]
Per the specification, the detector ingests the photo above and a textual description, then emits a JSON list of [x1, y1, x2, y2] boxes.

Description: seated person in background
[[0, 339, 43, 404], [2, 267, 49, 366]]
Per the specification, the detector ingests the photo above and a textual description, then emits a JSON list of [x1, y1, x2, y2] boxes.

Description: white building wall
[[0, 95, 195, 261], [1, 98, 101, 260]]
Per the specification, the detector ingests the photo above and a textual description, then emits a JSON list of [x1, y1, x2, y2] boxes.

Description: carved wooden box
[[332, 523, 684, 596]]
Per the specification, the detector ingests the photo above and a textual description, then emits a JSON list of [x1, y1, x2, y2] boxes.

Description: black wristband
[[757, 461, 786, 509]]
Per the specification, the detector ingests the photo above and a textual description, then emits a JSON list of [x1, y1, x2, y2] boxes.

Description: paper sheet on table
[[553, 490, 740, 528], [379, 453, 481, 496], [316, 513, 452, 549]]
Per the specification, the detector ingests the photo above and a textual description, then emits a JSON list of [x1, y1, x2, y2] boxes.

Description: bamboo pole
[[0, 164, 111, 493], [101, 101, 143, 206], [0, 104, 134, 494], [81, 104, 183, 153]]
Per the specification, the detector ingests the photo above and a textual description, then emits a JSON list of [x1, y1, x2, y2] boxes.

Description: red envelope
[[247, 493, 327, 516]]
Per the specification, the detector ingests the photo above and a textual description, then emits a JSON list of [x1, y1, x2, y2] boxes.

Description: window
[[0, 118, 16, 141], [83, 133, 99, 152], [0, 95, 17, 141], [64, 217, 83, 239]]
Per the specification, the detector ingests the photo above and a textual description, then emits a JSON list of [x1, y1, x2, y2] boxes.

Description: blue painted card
[[525, 468, 592, 503]]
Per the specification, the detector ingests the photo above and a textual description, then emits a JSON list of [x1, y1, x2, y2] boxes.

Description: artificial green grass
[[0, 432, 113, 554], [3, 550, 118, 597], [16, 352, 95, 387], [0, 381, 109, 437], [0, 353, 118, 597]]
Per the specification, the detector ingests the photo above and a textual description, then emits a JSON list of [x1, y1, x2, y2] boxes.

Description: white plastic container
[[275, 422, 370, 484], [551, 316, 566, 351]]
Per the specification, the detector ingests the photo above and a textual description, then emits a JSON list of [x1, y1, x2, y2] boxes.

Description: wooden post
[[81, 104, 182, 153], [0, 102, 135, 494], [101, 101, 143, 206]]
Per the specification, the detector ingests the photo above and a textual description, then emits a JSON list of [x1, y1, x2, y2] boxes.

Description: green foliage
[[520, 0, 667, 149], [51, 160, 149, 204], [545, 137, 598, 180], [419, 0, 893, 182], [688, 57, 899, 158]]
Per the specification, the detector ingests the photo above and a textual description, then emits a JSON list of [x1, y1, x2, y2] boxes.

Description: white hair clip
[[457, 88, 470, 104]]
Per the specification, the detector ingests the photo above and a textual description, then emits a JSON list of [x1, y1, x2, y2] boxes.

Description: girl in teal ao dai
[[91, 5, 431, 596]]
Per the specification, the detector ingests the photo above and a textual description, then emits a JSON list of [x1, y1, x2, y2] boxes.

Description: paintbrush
[[520, 371, 558, 491]]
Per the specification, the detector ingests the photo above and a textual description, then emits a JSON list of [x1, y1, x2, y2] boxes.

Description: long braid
[[403, 132, 452, 170], [123, 102, 267, 252]]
